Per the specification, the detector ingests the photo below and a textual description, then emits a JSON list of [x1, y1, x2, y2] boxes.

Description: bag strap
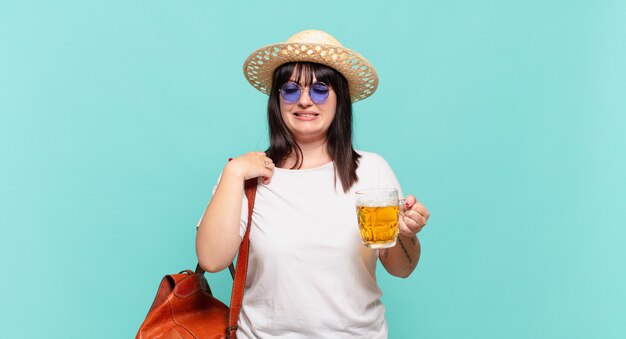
[[227, 178, 257, 338], [194, 174, 257, 338]]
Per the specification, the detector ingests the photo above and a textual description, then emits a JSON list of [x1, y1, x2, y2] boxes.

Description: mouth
[[294, 111, 320, 118]]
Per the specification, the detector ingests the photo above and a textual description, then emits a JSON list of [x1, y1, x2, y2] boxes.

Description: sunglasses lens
[[280, 82, 300, 103], [310, 83, 330, 103]]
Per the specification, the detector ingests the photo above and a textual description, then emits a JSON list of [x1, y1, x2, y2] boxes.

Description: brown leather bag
[[136, 179, 257, 339]]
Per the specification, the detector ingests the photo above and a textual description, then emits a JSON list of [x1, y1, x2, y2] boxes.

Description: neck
[[282, 137, 331, 169]]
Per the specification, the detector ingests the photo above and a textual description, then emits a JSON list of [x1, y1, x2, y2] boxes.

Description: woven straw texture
[[243, 30, 378, 103]]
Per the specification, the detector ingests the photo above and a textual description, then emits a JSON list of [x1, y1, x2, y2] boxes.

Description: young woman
[[196, 30, 430, 338]]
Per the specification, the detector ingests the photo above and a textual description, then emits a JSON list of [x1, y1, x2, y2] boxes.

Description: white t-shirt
[[199, 151, 403, 338]]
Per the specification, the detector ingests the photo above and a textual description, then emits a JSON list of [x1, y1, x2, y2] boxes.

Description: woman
[[196, 30, 430, 338]]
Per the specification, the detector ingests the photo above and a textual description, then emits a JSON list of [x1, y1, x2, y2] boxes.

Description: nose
[[297, 88, 313, 107]]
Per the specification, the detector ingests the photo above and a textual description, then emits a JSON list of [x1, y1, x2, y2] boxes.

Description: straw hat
[[242, 30, 379, 103]]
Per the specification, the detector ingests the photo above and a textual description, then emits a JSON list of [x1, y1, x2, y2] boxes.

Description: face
[[279, 74, 337, 143]]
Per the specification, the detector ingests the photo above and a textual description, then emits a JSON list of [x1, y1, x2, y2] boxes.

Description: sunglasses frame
[[278, 81, 333, 104]]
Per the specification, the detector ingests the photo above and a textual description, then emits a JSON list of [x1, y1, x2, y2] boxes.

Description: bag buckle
[[226, 325, 238, 339]]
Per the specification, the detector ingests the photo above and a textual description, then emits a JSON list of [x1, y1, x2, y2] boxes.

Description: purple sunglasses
[[279, 81, 332, 104]]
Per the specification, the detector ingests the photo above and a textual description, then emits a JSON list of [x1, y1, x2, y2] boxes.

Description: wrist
[[395, 233, 419, 249], [224, 160, 246, 181], [398, 233, 417, 241]]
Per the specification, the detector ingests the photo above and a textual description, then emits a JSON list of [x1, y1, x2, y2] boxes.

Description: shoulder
[[356, 150, 390, 166], [354, 150, 401, 191], [355, 150, 395, 175]]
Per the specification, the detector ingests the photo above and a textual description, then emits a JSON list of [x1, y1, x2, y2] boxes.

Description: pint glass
[[355, 188, 399, 249]]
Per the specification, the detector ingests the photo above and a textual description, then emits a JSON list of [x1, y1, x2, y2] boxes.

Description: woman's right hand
[[225, 152, 275, 185]]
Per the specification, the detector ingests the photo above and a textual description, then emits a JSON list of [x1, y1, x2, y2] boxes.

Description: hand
[[398, 195, 430, 237], [226, 152, 275, 185]]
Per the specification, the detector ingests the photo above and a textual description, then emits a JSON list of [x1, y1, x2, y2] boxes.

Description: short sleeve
[[355, 151, 405, 199]]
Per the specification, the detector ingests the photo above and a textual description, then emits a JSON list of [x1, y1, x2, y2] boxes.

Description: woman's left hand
[[398, 195, 430, 237]]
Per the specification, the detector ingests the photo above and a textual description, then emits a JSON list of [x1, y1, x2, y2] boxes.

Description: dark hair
[[266, 62, 361, 192]]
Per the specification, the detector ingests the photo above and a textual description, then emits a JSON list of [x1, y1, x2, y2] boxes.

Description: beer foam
[[355, 188, 398, 207], [356, 198, 397, 207]]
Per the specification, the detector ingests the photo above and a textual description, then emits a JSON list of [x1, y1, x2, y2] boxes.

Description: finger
[[410, 201, 430, 221], [261, 167, 274, 179], [403, 215, 424, 234], [400, 215, 421, 235], [405, 195, 417, 209], [404, 210, 427, 229], [260, 166, 274, 184], [262, 159, 275, 173], [262, 157, 274, 168], [397, 221, 414, 237]]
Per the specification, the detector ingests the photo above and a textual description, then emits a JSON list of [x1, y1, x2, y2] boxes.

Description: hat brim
[[243, 42, 378, 103]]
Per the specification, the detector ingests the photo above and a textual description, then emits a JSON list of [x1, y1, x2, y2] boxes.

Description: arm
[[195, 152, 274, 272], [380, 195, 430, 278]]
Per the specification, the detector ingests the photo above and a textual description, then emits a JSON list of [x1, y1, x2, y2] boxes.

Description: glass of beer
[[355, 188, 400, 249]]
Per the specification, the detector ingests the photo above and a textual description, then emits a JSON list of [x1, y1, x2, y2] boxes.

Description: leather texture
[[136, 178, 257, 339]]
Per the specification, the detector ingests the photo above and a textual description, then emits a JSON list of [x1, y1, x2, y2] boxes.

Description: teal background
[[1, 0, 625, 338]]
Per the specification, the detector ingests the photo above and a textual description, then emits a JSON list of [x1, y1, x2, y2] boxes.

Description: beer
[[356, 205, 399, 248], [355, 188, 399, 249]]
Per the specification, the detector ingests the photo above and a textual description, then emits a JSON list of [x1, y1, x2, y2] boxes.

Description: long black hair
[[266, 62, 361, 192]]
